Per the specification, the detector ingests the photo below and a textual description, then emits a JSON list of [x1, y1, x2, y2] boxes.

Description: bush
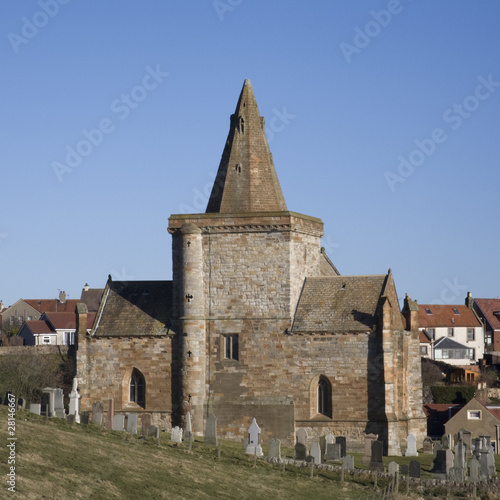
[[430, 385, 475, 404]]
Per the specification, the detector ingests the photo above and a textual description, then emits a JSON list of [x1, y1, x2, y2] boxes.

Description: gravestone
[[432, 450, 447, 478], [268, 438, 281, 459], [342, 455, 354, 470], [331, 443, 342, 460], [405, 433, 418, 457], [441, 434, 450, 450], [148, 425, 160, 439], [409, 460, 421, 479], [369, 440, 384, 472], [141, 413, 152, 437], [54, 388, 65, 418], [423, 436, 434, 454], [205, 414, 217, 445], [30, 403, 41, 415], [296, 428, 307, 446], [388, 461, 399, 477], [325, 443, 338, 461], [185, 411, 193, 442], [473, 437, 481, 459], [113, 414, 125, 431], [68, 378, 81, 423], [480, 435, 491, 448], [445, 449, 454, 476], [336, 436, 346, 458], [246, 418, 263, 457], [468, 456, 480, 482], [480, 451, 489, 479], [322, 432, 334, 456], [448, 467, 464, 482], [107, 398, 114, 430], [294, 443, 307, 460], [324, 433, 334, 446], [243, 438, 249, 451], [80, 411, 90, 425], [171, 426, 183, 443], [92, 401, 103, 426], [362, 433, 378, 464], [127, 414, 138, 434], [400, 464, 409, 476], [310, 442, 321, 465], [454, 438, 466, 470], [487, 445, 495, 476], [460, 429, 472, 457]]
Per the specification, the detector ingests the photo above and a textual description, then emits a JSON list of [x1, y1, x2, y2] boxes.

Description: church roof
[[206, 79, 288, 213], [291, 275, 389, 333], [93, 280, 172, 337]]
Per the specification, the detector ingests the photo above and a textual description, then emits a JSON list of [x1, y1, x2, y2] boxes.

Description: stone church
[[76, 80, 426, 454]]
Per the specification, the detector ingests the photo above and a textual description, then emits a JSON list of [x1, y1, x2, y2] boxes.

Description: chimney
[[84, 283, 90, 292], [403, 293, 419, 331], [0, 300, 4, 312], [59, 291, 66, 304], [465, 291, 473, 309], [75, 303, 88, 338]]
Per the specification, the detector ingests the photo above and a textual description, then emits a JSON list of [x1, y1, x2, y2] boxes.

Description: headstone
[[487, 445, 495, 477], [324, 433, 334, 445], [448, 467, 464, 482], [68, 378, 81, 423], [171, 426, 183, 443], [441, 434, 450, 450], [41, 389, 53, 417], [294, 443, 307, 460], [369, 440, 384, 472], [141, 414, 152, 437], [388, 461, 399, 477], [54, 388, 65, 418], [423, 436, 434, 454], [405, 433, 418, 457], [432, 450, 447, 478], [126, 413, 137, 434], [362, 433, 378, 464], [243, 438, 249, 450], [326, 443, 338, 461], [331, 443, 342, 460], [245, 418, 263, 457], [92, 401, 103, 426], [336, 436, 346, 458], [400, 464, 409, 476], [445, 449, 454, 476], [480, 435, 491, 448], [30, 403, 41, 415], [461, 429, 472, 457], [473, 437, 481, 459], [310, 442, 321, 465], [296, 427, 307, 446], [409, 460, 421, 479], [268, 438, 281, 459], [468, 456, 480, 482], [185, 411, 193, 442], [480, 451, 489, 479], [322, 432, 334, 456], [454, 438, 466, 470], [107, 398, 114, 429], [342, 454, 354, 470], [80, 411, 90, 425], [205, 414, 217, 445], [148, 425, 160, 439], [112, 414, 125, 431]]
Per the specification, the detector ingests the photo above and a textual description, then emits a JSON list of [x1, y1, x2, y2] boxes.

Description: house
[[0, 299, 42, 336], [445, 397, 500, 452], [76, 80, 427, 455], [417, 296, 484, 365], [423, 403, 462, 438], [473, 297, 500, 352]]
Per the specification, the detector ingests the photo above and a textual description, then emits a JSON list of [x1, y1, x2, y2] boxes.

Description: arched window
[[317, 376, 332, 418], [129, 369, 145, 407]]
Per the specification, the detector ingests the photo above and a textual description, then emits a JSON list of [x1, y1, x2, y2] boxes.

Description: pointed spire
[[206, 80, 288, 213]]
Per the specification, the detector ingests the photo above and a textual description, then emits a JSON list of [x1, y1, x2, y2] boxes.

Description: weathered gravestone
[[245, 418, 263, 457], [69, 378, 81, 423], [30, 404, 41, 415], [310, 442, 321, 465], [369, 440, 384, 472], [432, 450, 447, 478], [171, 426, 183, 443], [388, 461, 399, 477], [468, 456, 480, 483], [92, 401, 103, 426], [445, 449, 454, 476], [106, 398, 114, 430], [294, 443, 307, 460], [487, 445, 496, 477], [454, 437, 466, 470], [448, 466, 464, 482], [322, 432, 334, 457], [460, 429, 472, 457], [113, 414, 125, 431], [185, 411, 193, 442], [54, 388, 65, 418], [400, 464, 409, 476], [362, 433, 378, 464], [473, 437, 481, 459], [126, 413, 138, 434], [296, 428, 307, 446], [423, 436, 434, 454], [405, 433, 418, 457], [141, 413, 152, 437], [326, 443, 338, 461], [441, 434, 450, 450], [409, 460, 421, 479], [148, 425, 160, 439], [480, 451, 490, 480], [268, 438, 281, 459], [336, 436, 346, 458], [342, 455, 354, 470], [205, 414, 217, 445]]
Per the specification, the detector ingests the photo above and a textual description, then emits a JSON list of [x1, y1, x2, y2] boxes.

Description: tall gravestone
[[68, 378, 80, 423], [369, 440, 384, 472], [295, 428, 307, 460], [127, 414, 138, 434], [454, 437, 466, 470], [54, 388, 65, 418], [245, 418, 263, 457], [185, 411, 193, 442], [92, 401, 103, 426], [205, 414, 217, 445], [310, 442, 321, 465], [362, 433, 378, 464], [468, 456, 480, 482], [141, 413, 152, 437], [323, 433, 334, 457], [405, 433, 418, 457], [336, 436, 346, 458]]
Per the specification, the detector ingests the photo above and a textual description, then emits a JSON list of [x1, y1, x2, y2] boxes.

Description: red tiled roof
[[423, 403, 462, 417], [475, 298, 500, 331], [25, 299, 80, 314], [418, 304, 481, 328], [24, 320, 55, 335], [43, 312, 96, 330], [419, 330, 431, 343]]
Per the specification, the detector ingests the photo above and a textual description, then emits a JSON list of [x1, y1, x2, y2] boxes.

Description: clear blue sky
[[1, 1, 499, 308]]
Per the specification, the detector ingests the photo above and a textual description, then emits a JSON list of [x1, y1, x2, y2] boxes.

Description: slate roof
[[319, 248, 340, 276], [93, 280, 172, 337], [80, 288, 104, 312], [474, 298, 500, 331], [291, 275, 388, 333], [418, 304, 481, 328], [433, 337, 468, 350]]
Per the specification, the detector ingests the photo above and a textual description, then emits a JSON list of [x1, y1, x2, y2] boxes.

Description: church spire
[[206, 80, 288, 213]]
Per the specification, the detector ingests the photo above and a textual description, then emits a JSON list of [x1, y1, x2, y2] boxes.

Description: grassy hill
[[1, 405, 498, 499]]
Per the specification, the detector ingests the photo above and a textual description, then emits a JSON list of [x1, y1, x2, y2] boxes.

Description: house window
[[18, 316, 23, 323], [27, 316, 32, 321], [466, 348, 475, 359], [317, 376, 332, 418], [453, 308, 460, 315], [467, 328, 475, 341], [224, 335, 239, 360], [448, 328, 454, 337], [129, 369, 145, 407], [420, 346, 428, 355], [42, 336, 51, 344], [441, 350, 449, 359], [64, 332, 74, 345], [425, 308, 433, 315], [467, 410, 481, 420]]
